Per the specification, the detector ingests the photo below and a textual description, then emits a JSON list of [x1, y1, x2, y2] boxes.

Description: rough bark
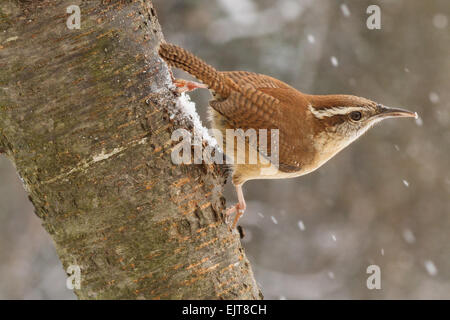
[[0, 0, 261, 299]]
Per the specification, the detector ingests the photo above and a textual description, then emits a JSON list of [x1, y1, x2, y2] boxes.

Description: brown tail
[[158, 42, 238, 98]]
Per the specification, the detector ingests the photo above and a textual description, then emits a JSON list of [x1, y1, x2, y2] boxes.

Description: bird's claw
[[225, 205, 236, 225], [224, 203, 245, 229], [173, 79, 207, 94]]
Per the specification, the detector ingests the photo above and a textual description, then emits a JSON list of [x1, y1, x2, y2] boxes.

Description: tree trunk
[[0, 0, 261, 300]]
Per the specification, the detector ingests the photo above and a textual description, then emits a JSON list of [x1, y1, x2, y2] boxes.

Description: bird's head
[[306, 94, 417, 160]]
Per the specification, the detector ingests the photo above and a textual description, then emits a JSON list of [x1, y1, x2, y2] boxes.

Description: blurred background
[[1, 0, 449, 299]]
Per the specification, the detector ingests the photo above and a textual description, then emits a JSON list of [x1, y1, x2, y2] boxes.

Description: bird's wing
[[211, 72, 309, 173]]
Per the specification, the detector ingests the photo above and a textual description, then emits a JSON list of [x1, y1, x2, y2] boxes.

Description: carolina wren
[[159, 42, 417, 228]]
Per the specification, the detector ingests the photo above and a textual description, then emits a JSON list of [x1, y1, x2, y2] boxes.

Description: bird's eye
[[350, 111, 362, 121]]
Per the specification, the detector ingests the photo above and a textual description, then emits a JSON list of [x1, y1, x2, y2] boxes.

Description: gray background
[[1, 0, 449, 299]]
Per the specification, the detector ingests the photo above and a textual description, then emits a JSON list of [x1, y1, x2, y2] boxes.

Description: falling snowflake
[[307, 34, 315, 44], [433, 14, 448, 29], [340, 4, 351, 17], [331, 234, 337, 242], [381, 248, 385, 256], [402, 180, 410, 187], [271, 216, 278, 224], [429, 92, 440, 104], [298, 220, 305, 231], [257, 212, 264, 218], [330, 56, 339, 67], [424, 260, 438, 276], [415, 116, 423, 126], [402, 229, 416, 244], [328, 271, 335, 279]]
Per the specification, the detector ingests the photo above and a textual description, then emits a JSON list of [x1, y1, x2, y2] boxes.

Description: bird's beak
[[376, 105, 418, 120]]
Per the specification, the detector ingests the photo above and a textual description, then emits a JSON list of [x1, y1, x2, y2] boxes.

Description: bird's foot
[[224, 203, 246, 229], [225, 205, 236, 225], [173, 78, 207, 94]]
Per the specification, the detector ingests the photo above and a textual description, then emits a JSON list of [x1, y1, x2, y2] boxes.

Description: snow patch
[[175, 93, 218, 147]]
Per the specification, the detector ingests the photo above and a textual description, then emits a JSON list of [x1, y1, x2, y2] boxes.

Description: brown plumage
[[160, 42, 310, 177], [158, 42, 417, 228]]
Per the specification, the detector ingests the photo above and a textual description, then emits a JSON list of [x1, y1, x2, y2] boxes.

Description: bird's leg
[[173, 78, 208, 94], [224, 185, 246, 229], [232, 184, 247, 228]]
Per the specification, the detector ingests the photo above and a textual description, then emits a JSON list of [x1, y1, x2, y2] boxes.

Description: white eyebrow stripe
[[308, 105, 364, 119]]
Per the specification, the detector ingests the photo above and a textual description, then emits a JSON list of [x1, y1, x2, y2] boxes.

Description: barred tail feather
[[158, 42, 238, 98]]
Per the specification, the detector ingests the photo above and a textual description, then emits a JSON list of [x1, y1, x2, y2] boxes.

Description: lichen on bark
[[0, 0, 261, 299]]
